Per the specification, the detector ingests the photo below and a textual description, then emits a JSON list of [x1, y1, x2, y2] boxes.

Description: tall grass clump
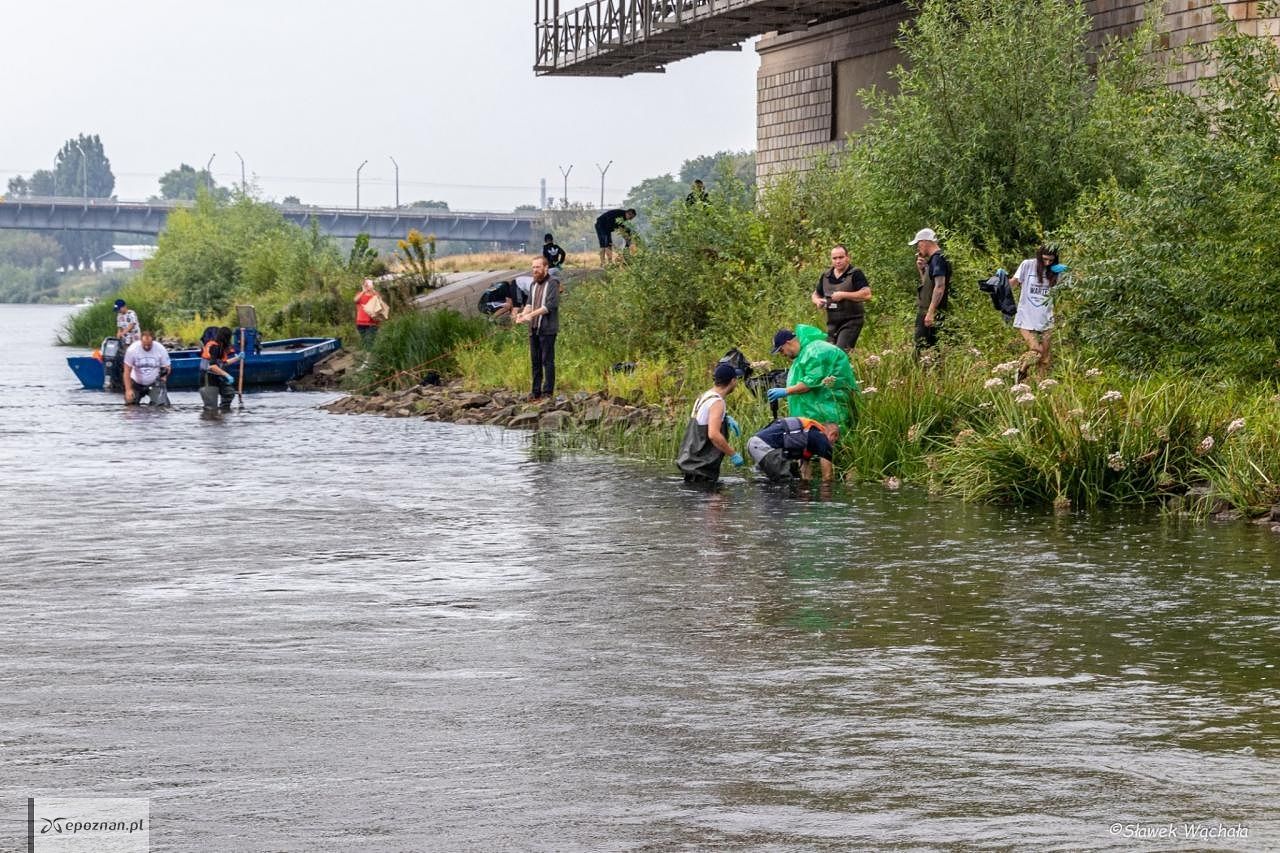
[[58, 280, 166, 346], [360, 309, 489, 391]]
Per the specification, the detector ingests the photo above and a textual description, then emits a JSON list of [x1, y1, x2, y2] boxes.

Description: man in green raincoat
[[767, 325, 859, 430]]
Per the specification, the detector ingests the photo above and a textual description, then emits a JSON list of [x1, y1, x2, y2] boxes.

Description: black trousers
[[529, 333, 557, 397], [914, 312, 944, 350], [827, 317, 865, 351]]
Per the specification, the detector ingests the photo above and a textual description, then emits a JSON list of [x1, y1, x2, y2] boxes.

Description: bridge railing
[[1, 195, 540, 221], [534, 0, 755, 73]]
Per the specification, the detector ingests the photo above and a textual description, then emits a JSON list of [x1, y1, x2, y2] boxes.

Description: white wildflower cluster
[[1107, 451, 1126, 472], [1100, 390, 1124, 404], [1226, 418, 1245, 436], [862, 386, 878, 396], [1010, 383, 1032, 394], [1038, 378, 1059, 390], [1196, 435, 1215, 455], [889, 378, 904, 389], [1085, 368, 1103, 378], [1001, 427, 1021, 437], [1080, 423, 1098, 442], [882, 348, 895, 358], [984, 378, 1005, 390], [1015, 393, 1036, 406], [978, 401, 994, 410], [907, 424, 922, 443], [993, 360, 1020, 376], [865, 354, 882, 368]]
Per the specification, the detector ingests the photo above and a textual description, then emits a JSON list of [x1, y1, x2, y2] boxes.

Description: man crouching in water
[[675, 362, 744, 484], [747, 418, 840, 482]]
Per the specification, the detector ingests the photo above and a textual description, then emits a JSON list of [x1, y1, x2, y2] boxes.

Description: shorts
[[596, 223, 613, 249]]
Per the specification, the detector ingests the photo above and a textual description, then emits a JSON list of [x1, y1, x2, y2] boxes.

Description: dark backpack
[[478, 281, 513, 314], [780, 417, 811, 458]]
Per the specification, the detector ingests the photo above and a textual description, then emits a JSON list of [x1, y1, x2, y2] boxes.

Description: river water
[[1, 303, 1277, 851]]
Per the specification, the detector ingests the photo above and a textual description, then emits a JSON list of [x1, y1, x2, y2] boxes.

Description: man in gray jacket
[[514, 256, 560, 400]]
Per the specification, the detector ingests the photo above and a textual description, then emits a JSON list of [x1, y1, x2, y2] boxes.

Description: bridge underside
[[0, 199, 540, 245], [535, 0, 895, 76]]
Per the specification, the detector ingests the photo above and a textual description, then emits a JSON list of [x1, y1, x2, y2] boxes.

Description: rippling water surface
[[1, 304, 1278, 851]]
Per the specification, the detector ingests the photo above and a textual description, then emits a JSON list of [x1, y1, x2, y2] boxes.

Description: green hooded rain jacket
[[785, 324, 859, 429]]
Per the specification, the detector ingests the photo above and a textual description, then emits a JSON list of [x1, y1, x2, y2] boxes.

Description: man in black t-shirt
[[811, 244, 872, 351], [595, 208, 636, 265], [541, 233, 566, 271], [909, 227, 951, 351]]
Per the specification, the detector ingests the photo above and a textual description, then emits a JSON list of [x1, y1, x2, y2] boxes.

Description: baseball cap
[[113, 299, 126, 309], [909, 228, 937, 246], [771, 329, 796, 354], [713, 362, 738, 385]]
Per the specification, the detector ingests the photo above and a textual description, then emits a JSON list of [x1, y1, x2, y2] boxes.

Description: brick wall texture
[[756, 1, 1280, 182]]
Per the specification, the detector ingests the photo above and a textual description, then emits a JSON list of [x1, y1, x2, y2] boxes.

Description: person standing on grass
[[811, 244, 872, 351], [675, 362, 744, 484], [354, 279, 387, 348], [594, 208, 636, 265], [1011, 245, 1067, 377], [514, 256, 559, 401], [909, 228, 950, 351]]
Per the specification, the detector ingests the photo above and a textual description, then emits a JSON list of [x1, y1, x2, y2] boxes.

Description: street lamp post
[[234, 151, 247, 195], [558, 164, 573, 207], [356, 160, 369, 210], [205, 153, 216, 195], [52, 153, 59, 198], [596, 160, 612, 210], [389, 156, 399, 208], [74, 141, 88, 199]]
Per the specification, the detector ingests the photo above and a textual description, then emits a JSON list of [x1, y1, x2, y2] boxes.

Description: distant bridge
[[0, 196, 542, 245]]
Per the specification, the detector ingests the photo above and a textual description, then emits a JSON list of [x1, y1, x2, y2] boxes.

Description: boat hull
[[67, 337, 342, 391]]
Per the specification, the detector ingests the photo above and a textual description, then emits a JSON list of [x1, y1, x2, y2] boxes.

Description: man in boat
[[199, 327, 239, 411], [122, 330, 171, 406], [114, 299, 140, 346]]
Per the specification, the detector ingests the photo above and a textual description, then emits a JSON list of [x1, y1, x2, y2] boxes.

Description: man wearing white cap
[[909, 227, 950, 351]]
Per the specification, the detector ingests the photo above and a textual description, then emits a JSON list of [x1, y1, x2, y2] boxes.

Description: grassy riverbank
[[427, 1, 1280, 517]]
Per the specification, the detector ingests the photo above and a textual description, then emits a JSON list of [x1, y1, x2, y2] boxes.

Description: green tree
[[407, 199, 449, 211], [9, 134, 119, 269], [156, 164, 231, 202]]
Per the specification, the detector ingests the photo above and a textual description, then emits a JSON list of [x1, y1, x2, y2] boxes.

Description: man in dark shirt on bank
[[541, 233, 566, 271], [811, 244, 872, 351], [909, 227, 951, 351], [685, 179, 709, 206], [595, 208, 636, 265]]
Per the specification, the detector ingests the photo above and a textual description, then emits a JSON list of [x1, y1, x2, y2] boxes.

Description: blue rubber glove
[[730, 453, 744, 466], [726, 415, 741, 437], [221, 373, 236, 385], [766, 387, 789, 402]]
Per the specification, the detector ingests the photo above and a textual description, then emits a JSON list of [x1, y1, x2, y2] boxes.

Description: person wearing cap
[[1011, 245, 1067, 376], [541, 233, 566, 271], [747, 418, 840, 482], [811, 244, 872, 351], [114, 299, 140, 346], [909, 228, 951, 351], [767, 325, 859, 430], [675, 362, 744, 484]]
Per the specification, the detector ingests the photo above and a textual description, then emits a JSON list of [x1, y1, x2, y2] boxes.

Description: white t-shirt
[[123, 340, 171, 385], [1013, 258, 1054, 331]]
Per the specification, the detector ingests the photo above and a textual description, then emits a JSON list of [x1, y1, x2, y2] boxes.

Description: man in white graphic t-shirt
[[122, 330, 172, 406]]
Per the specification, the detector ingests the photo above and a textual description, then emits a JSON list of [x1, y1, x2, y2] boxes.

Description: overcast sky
[[0, 1, 759, 211]]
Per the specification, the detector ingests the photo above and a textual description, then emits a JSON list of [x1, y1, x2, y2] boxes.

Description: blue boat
[[67, 331, 342, 391]]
